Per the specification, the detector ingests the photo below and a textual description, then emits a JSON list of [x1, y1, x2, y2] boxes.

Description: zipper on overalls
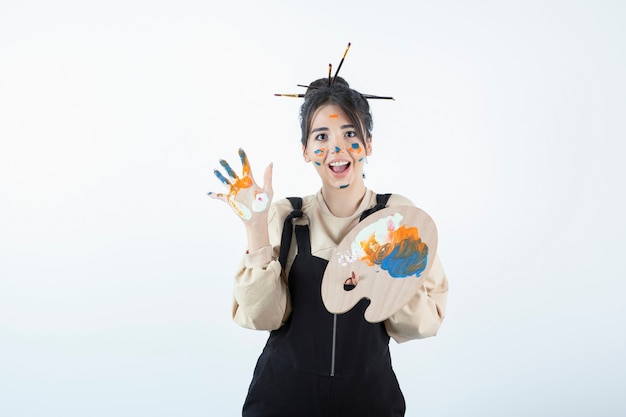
[[330, 313, 337, 376]]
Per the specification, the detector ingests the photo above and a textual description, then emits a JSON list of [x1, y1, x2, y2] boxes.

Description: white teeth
[[329, 161, 349, 167]]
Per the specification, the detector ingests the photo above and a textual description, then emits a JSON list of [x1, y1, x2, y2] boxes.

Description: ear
[[365, 136, 373, 156], [302, 144, 311, 162]]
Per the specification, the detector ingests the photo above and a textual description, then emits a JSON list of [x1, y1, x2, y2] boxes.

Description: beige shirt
[[232, 189, 448, 343]]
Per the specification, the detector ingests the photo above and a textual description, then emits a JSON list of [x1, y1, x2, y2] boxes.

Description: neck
[[321, 181, 367, 217]]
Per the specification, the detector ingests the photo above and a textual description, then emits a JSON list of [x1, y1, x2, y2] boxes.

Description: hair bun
[[330, 76, 350, 88], [305, 76, 350, 97]]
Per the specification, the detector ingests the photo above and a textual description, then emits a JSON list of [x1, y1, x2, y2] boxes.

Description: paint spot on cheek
[[313, 149, 325, 166], [350, 143, 362, 153]]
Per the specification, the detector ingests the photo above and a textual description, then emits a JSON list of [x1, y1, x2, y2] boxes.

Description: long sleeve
[[384, 254, 449, 343], [232, 245, 289, 330], [231, 202, 294, 331]]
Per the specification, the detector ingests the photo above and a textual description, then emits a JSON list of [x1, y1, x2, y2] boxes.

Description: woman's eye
[[345, 131, 357, 138], [315, 133, 327, 141]]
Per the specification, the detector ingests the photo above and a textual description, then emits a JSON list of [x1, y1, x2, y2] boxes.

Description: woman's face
[[303, 104, 372, 190]]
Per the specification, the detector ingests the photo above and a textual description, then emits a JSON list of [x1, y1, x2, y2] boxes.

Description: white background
[[1, 1, 625, 416]]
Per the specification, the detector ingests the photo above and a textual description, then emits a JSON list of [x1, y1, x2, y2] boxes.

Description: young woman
[[209, 77, 448, 417]]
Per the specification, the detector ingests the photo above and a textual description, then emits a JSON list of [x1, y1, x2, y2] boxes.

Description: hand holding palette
[[322, 205, 438, 323]]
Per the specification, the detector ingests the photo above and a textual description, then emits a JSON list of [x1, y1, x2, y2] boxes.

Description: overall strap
[[279, 197, 304, 270], [359, 193, 392, 221], [294, 225, 311, 255]]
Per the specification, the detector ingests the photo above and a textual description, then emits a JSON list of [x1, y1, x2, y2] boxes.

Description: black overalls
[[242, 195, 406, 417]]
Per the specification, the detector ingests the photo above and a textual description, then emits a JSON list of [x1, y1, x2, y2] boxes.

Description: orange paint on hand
[[215, 149, 256, 220], [226, 151, 253, 199], [227, 163, 253, 217], [227, 176, 253, 200]]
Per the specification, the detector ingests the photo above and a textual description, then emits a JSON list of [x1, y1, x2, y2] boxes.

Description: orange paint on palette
[[359, 224, 428, 278], [329, 114, 339, 119]]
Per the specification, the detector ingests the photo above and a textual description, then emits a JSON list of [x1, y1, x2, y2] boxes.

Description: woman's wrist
[[245, 216, 270, 252]]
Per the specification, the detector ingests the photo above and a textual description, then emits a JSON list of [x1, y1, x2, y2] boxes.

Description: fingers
[[239, 148, 251, 177], [263, 163, 274, 195], [220, 159, 239, 180], [343, 271, 358, 291], [215, 149, 250, 186], [213, 169, 232, 186], [249, 163, 273, 214], [207, 191, 227, 202]]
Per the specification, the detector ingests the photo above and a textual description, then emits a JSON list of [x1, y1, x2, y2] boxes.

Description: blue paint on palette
[[381, 246, 428, 278], [360, 224, 429, 278]]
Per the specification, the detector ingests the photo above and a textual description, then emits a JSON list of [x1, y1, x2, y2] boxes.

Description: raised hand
[[208, 148, 273, 221]]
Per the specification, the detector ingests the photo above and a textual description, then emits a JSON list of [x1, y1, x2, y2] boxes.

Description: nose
[[331, 145, 342, 154]]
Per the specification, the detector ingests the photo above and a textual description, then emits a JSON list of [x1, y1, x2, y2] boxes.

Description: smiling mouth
[[329, 161, 350, 174]]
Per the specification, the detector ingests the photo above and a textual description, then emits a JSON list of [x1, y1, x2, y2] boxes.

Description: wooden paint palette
[[321, 206, 438, 323]]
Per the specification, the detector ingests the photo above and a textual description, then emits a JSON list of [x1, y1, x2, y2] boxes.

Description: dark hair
[[299, 76, 373, 149]]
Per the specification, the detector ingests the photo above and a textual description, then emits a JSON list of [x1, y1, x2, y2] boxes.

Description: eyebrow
[[310, 124, 355, 134]]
